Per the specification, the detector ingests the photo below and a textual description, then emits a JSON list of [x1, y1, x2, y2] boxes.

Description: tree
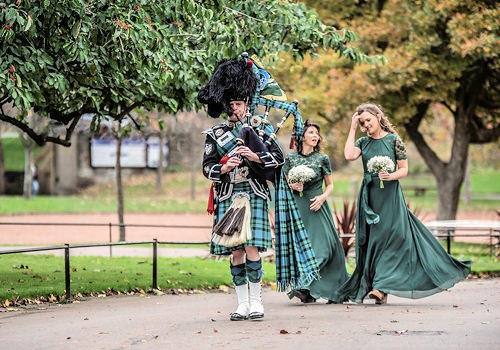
[[0, 0, 381, 147], [289, 0, 499, 220]]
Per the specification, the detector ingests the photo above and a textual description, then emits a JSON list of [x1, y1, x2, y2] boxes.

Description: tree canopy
[[279, 0, 499, 219], [0, 0, 380, 146]]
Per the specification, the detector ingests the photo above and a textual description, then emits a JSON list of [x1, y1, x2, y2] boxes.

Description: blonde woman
[[335, 103, 470, 304]]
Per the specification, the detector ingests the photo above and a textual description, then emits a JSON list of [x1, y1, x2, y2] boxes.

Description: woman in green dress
[[283, 120, 349, 303], [337, 103, 470, 304]]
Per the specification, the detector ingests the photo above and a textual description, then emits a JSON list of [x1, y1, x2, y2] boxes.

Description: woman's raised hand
[[351, 112, 360, 129]]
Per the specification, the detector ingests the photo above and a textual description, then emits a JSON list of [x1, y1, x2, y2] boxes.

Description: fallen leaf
[[280, 329, 289, 334], [390, 320, 399, 323], [219, 285, 230, 293], [452, 305, 458, 308], [4, 299, 10, 307], [296, 331, 302, 334], [211, 319, 216, 322], [83, 317, 89, 321], [67, 337, 71, 340], [196, 331, 202, 334], [213, 328, 218, 333]]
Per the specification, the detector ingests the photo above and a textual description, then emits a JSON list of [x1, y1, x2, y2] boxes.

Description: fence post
[[109, 223, 113, 258], [489, 228, 493, 257], [152, 239, 158, 290], [64, 244, 71, 301], [446, 229, 451, 254]]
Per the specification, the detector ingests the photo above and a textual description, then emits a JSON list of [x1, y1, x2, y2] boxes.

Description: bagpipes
[[209, 52, 303, 248], [201, 53, 319, 290]]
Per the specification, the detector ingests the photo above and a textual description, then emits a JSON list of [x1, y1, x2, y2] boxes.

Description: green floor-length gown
[[335, 133, 471, 303], [283, 151, 349, 301]]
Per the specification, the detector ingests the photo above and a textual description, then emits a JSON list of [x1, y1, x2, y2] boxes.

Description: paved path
[[1, 279, 498, 349]]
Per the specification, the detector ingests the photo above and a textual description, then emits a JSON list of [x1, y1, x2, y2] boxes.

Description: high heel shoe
[[368, 289, 387, 305]]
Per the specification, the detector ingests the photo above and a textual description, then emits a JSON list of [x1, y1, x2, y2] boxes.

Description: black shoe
[[294, 290, 316, 304], [230, 312, 247, 321], [248, 312, 264, 320]]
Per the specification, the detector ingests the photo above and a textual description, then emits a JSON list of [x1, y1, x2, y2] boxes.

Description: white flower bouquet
[[367, 156, 395, 188], [288, 165, 316, 196]]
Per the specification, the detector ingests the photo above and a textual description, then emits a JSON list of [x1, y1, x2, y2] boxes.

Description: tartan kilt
[[210, 182, 272, 255]]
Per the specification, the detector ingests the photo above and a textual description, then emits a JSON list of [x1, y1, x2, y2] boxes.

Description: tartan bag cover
[[274, 169, 321, 292], [244, 56, 318, 292]]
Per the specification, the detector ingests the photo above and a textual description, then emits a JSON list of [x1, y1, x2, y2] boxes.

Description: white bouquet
[[367, 156, 395, 188], [288, 165, 316, 196]]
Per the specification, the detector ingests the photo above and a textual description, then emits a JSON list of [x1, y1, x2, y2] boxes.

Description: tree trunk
[[23, 146, 33, 199], [116, 134, 125, 241], [405, 103, 470, 220], [435, 170, 465, 220], [0, 130, 5, 194], [462, 157, 471, 205], [190, 134, 196, 201], [156, 132, 163, 190]]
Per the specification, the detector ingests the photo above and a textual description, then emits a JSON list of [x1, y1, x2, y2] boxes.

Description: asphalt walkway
[[1, 279, 498, 349]]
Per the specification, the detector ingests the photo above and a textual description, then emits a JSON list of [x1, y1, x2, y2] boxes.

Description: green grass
[[1, 136, 43, 172], [0, 255, 276, 301], [0, 195, 207, 215], [446, 241, 500, 274], [0, 242, 497, 301], [0, 169, 498, 215]]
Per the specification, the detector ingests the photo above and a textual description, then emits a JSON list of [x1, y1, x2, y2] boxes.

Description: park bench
[[403, 184, 437, 197], [425, 220, 500, 256]]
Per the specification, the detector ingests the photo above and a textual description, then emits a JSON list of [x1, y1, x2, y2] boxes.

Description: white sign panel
[[146, 136, 169, 168], [90, 138, 147, 168]]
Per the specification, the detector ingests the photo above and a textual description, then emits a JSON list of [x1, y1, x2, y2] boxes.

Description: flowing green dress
[[283, 151, 349, 301], [335, 134, 471, 303]]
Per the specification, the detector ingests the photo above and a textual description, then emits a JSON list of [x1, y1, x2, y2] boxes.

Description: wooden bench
[[403, 185, 437, 197], [425, 220, 500, 256]]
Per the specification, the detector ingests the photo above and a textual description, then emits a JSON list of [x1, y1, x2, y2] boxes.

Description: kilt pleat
[[210, 182, 271, 255]]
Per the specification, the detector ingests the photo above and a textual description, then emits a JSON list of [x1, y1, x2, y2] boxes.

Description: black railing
[[1, 221, 499, 301]]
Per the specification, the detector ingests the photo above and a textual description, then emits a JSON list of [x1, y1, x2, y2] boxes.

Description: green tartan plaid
[[210, 182, 272, 255], [274, 169, 320, 291]]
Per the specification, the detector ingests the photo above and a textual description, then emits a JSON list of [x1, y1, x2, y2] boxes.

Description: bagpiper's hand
[[221, 157, 241, 173], [378, 171, 394, 181], [310, 195, 326, 212], [236, 146, 260, 163]]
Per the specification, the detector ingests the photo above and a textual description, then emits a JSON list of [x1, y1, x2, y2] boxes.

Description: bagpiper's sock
[[230, 262, 248, 286], [246, 258, 263, 283]]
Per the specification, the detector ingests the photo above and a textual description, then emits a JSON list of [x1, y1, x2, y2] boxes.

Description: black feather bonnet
[[198, 58, 258, 118]]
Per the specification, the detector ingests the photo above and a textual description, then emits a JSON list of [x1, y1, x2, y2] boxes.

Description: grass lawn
[[0, 255, 276, 301], [2, 136, 44, 172], [1, 169, 499, 215], [0, 242, 497, 302]]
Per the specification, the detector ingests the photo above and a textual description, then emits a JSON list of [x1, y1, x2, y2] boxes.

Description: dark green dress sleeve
[[321, 154, 332, 176], [282, 154, 292, 176]]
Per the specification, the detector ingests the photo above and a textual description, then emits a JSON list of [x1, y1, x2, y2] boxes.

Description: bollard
[[64, 244, 71, 300], [153, 239, 158, 290]]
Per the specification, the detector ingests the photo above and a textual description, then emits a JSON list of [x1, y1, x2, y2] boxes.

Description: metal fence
[[1, 221, 498, 301]]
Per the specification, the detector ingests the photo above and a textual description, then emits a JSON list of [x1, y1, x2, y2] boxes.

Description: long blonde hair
[[356, 103, 397, 134]]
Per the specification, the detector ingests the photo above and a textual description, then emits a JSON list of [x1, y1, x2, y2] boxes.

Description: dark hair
[[356, 103, 397, 134], [297, 119, 322, 154]]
